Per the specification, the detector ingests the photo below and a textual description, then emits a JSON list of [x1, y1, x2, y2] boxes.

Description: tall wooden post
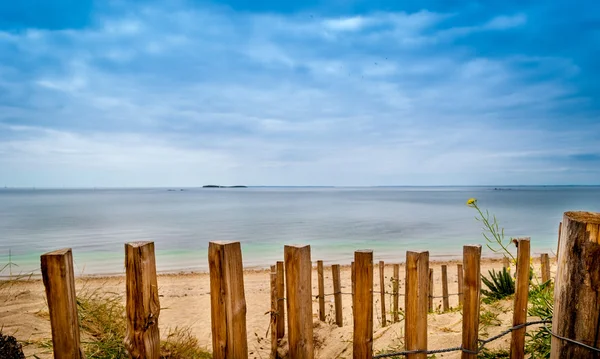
[[317, 260, 325, 321], [393, 264, 400, 322], [124, 242, 161, 359], [457, 263, 464, 307], [276, 261, 285, 339], [462, 245, 481, 359], [551, 211, 600, 359], [540, 253, 550, 283], [511, 238, 530, 359], [353, 250, 373, 359], [270, 267, 278, 359], [332, 264, 343, 327], [208, 241, 248, 359], [405, 251, 429, 359], [441, 264, 449, 311], [428, 268, 434, 312], [285, 245, 314, 359], [379, 261, 387, 327], [41, 248, 85, 359]]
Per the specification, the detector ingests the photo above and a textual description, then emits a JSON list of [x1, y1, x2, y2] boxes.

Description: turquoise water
[[0, 186, 598, 275]]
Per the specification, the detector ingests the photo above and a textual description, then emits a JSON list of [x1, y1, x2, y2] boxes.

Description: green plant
[[525, 282, 554, 359], [479, 309, 501, 330], [478, 348, 510, 358], [467, 198, 515, 262], [481, 268, 515, 303]]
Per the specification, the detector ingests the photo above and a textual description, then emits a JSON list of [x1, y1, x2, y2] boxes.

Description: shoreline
[[0, 255, 518, 281], [1, 249, 557, 279]]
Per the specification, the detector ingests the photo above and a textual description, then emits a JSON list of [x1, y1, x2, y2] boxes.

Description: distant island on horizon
[[202, 185, 248, 188]]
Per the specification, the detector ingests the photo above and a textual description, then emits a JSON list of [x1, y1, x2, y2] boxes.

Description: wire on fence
[[372, 320, 552, 358], [542, 324, 600, 353], [429, 292, 462, 299]]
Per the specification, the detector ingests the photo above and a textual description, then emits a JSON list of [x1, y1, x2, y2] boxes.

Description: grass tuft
[[74, 286, 211, 359]]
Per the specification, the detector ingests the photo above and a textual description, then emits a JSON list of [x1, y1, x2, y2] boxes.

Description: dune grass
[[76, 287, 211, 359]]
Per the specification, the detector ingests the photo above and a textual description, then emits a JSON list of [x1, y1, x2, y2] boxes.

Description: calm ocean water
[[0, 186, 598, 276]]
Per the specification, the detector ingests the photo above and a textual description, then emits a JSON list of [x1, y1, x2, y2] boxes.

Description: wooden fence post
[[332, 264, 343, 327], [405, 251, 429, 359], [540, 253, 550, 283], [379, 261, 387, 327], [551, 211, 600, 359], [428, 268, 433, 312], [124, 242, 161, 359], [441, 264, 449, 311], [462, 245, 481, 359], [393, 264, 400, 322], [317, 260, 325, 321], [353, 250, 373, 359], [285, 245, 314, 359], [511, 238, 530, 359], [457, 264, 464, 307], [276, 261, 285, 339], [41, 248, 85, 359], [208, 241, 248, 359], [270, 267, 278, 359]]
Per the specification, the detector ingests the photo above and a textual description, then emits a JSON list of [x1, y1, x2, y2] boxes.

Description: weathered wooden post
[[462, 245, 481, 359], [317, 260, 326, 321], [208, 241, 248, 359], [511, 238, 530, 359], [379, 261, 387, 326], [428, 268, 434, 312], [551, 212, 600, 359], [353, 250, 373, 359], [124, 242, 161, 359], [457, 263, 464, 307], [540, 253, 550, 283], [405, 251, 429, 359], [276, 261, 285, 339], [332, 264, 343, 327], [441, 264, 449, 311], [41, 248, 85, 359], [270, 266, 278, 359], [393, 264, 400, 322], [285, 245, 314, 359]]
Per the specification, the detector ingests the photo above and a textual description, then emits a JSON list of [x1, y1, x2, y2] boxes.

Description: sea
[[0, 186, 598, 276]]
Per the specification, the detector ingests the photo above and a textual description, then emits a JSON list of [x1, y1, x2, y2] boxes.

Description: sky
[[0, 0, 599, 187]]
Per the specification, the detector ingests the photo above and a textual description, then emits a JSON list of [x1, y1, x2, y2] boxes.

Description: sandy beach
[[0, 256, 555, 358]]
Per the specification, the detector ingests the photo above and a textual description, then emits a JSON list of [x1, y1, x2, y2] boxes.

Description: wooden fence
[[39, 211, 600, 359]]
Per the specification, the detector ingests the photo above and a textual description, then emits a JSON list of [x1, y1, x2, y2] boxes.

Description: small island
[[202, 185, 248, 188]]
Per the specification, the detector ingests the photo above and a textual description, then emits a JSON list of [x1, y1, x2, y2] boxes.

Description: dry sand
[[0, 257, 555, 358]]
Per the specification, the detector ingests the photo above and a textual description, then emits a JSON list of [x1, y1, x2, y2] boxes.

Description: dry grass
[[74, 286, 211, 359]]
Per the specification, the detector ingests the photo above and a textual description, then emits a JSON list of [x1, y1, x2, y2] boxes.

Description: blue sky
[[0, 0, 598, 187]]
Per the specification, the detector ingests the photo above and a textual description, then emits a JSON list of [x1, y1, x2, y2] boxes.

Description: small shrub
[[0, 332, 25, 359], [481, 268, 515, 303], [161, 327, 211, 359], [525, 282, 553, 359]]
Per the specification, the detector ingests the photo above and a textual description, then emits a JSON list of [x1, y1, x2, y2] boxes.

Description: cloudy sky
[[0, 0, 598, 187]]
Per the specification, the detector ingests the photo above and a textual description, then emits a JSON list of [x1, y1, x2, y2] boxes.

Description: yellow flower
[[466, 198, 477, 206]]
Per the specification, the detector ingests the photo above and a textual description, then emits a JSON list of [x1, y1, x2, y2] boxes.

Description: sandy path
[[0, 257, 555, 358]]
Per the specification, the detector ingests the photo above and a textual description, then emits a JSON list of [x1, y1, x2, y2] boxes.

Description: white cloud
[[0, 3, 595, 186], [485, 14, 527, 30]]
